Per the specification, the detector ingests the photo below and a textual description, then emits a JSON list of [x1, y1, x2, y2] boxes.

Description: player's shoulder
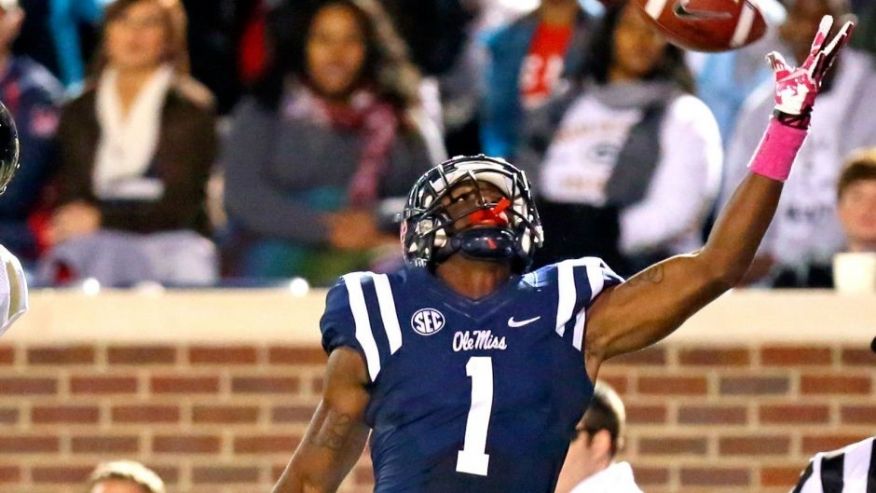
[[528, 257, 622, 282]]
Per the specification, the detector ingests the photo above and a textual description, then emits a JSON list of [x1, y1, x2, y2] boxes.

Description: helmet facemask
[[401, 156, 544, 272]]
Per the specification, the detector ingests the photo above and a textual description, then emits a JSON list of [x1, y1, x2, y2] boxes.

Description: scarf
[[94, 65, 174, 200], [283, 84, 399, 207]]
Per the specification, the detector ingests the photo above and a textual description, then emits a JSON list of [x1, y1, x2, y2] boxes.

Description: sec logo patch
[[411, 308, 445, 336]]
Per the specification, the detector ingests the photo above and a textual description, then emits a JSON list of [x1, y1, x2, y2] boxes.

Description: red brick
[[634, 466, 670, 485], [234, 434, 300, 453], [27, 346, 95, 365], [762, 466, 804, 487], [719, 436, 790, 455], [272, 405, 316, 423], [637, 376, 707, 395], [802, 435, 870, 454], [679, 347, 751, 366], [639, 437, 708, 455], [759, 404, 830, 424], [681, 467, 750, 486], [0, 376, 57, 394], [841, 405, 876, 424], [761, 346, 832, 366], [0, 346, 13, 365], [269, 346, 327, 365], [231, 376, 299, 394], [31, 466, 92, 483], [0, 465, 21, 482], [148, 465, 179, 484], [719, 376, 789, 395], [192, 466, 259, 483], [597, 374, 629, 394], [0, 407, 19, 424], [107, 345, 177, 365], [153, 435, 221, 454], [678, 405, 747, 425], [151, 376, 219, 394], [70, 375, 138, 394], [189, 345, 258, 365], [32, 405, 99, 424], [801, 375, 871, 395], [626, 404, 668, 424], [0, 436, 59, 453], [193, 405, 259, 424], [112, 405, 180, 423], [842, 348, 876, 366], [72, 436, 139, 453], [610, 346, 666, 366]]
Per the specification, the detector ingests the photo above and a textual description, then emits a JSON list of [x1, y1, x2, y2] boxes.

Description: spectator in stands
[[723, 0, 876, 287], [479, 0, 597, 160], [0, 0, 63, 267], [42, 0, 218, 287], [87, 460, 165, 493], [836, 149, 876, 253], [222, 0, 444, 285], [555, 381, 642, 493], [519, 2, 722, 275]]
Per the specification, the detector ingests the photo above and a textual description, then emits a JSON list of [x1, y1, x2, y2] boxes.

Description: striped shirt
[[792, 436, 876, 493]]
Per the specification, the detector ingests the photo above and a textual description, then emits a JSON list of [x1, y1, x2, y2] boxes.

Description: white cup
[[833, 252, 876, 294]]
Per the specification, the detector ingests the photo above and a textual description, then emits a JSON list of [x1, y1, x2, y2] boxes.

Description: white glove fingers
[[766, 51, 788, 74], [810, 15, 834, 53], [823, 20, 855, 57], [808, 51, 826, 79]]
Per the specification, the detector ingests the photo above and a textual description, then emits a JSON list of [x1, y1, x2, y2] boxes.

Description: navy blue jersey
[[320, 258, 623, 493]]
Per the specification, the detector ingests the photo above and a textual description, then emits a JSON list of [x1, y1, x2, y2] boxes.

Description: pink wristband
[[747, 118, 808, 182]]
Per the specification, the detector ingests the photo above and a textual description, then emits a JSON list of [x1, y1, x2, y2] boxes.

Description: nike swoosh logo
[[673, 0, 733, 20], [508, 316, 541, 328]]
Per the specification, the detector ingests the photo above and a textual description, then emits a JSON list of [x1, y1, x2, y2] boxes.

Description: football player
[[273, 16, 855, 493], [0, 99, 28, 337]]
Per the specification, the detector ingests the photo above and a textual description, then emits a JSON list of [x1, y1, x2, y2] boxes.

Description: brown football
[[631, 0, 767, 52]]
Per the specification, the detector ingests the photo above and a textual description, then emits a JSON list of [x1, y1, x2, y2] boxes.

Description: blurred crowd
[[0, 0, 873, 288]]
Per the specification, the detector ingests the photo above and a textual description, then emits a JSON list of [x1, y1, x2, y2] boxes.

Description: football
[[632, 0, 767, 52]]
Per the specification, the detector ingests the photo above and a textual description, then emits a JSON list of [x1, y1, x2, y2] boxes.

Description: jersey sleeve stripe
[[572, 309, 586, 351], [373, 274, 403, 355], [343, 273, 381, 381], [584, 259, 605, 302], [820, 452, 845, 493], [555, 259, 577, 337]]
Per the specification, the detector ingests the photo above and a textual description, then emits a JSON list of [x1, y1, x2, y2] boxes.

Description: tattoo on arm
[[309, 409, 354, 451], [625, 264, 665, 287]]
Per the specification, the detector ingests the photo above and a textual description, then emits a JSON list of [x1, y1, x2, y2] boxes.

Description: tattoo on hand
[[627, 264, 665, 287], [310, 409, 354, 451]]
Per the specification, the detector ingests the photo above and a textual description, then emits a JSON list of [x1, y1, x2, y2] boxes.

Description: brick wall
[[0, 342, 873, 493]]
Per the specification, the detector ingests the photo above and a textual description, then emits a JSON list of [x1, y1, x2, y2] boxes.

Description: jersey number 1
[[456, 356, 493, 476]]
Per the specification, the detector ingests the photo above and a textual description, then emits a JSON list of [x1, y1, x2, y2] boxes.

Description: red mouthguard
[[468, 197, 511, 226]]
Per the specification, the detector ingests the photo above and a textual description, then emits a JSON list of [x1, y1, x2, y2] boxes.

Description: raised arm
[[272, 348, 371, 493], [584, 16, 855, 378]]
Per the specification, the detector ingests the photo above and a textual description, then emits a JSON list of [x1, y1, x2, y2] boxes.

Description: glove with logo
[[766, 15, 855, 128]]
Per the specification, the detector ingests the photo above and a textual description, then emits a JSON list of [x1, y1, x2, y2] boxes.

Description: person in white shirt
[[555, 381, 643, 493], [792, 436, 876, 492]]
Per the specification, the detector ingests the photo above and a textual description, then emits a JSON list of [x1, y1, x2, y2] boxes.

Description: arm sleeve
[[320, 278, 362, 357], [0, 245, 28, 336], [544, 257, 624, 350], [221, 98, 329, 244], [619, 95, 723, 255]]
